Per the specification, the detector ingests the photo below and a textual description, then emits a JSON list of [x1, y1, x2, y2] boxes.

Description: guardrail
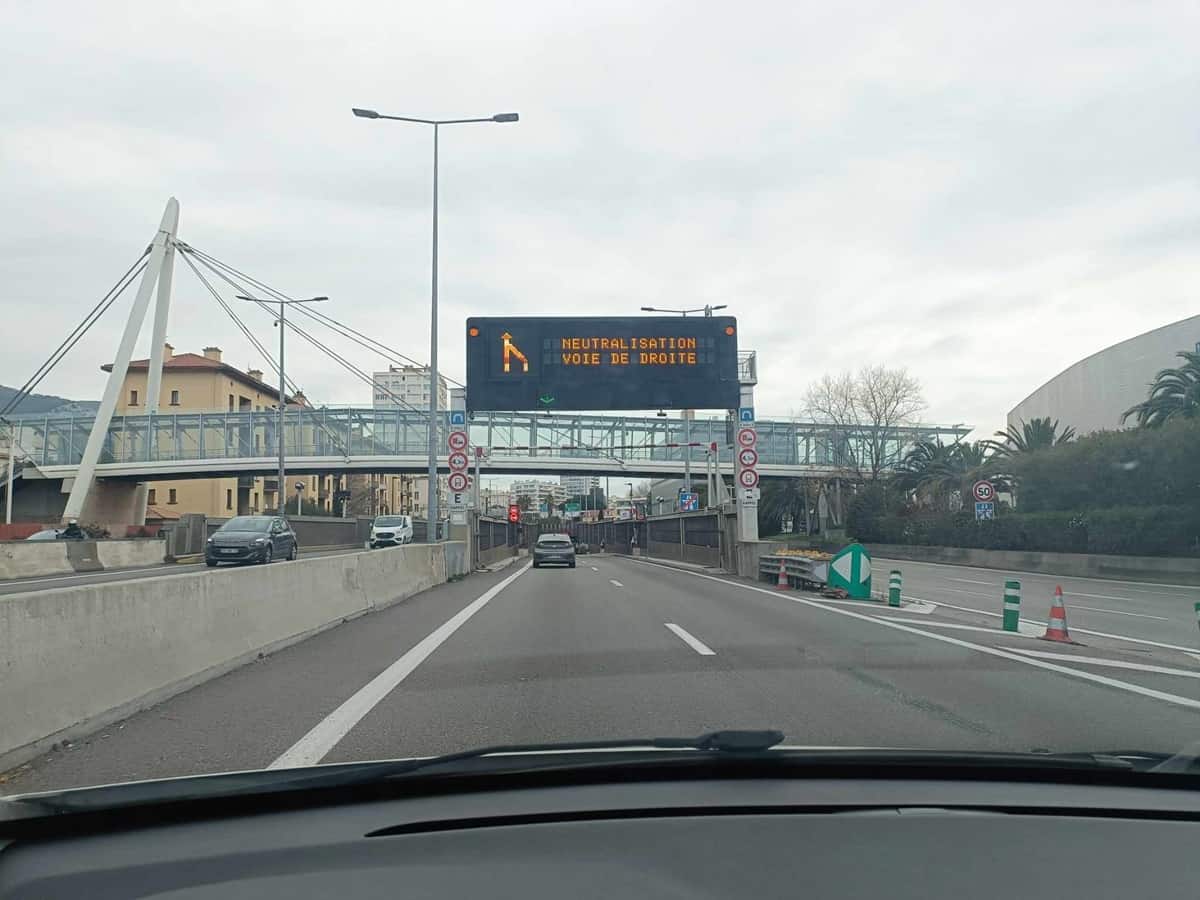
[[758, 554, 829, 588]]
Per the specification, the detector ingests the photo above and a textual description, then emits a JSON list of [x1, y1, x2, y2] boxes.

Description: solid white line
[[610, 579, 624, 587], [947, 578, 994, 586], [590, 566, 599, 571], [0, 564, 194, 587], [873, 557, 1198, 592], [636, 561, 1200, 713], [880, 618, 1041, 639], [1003, 647, 1200, 679], [665, 623, 716, 656], [898, 595, 1200, 655], [1070, 605, 1170, 621], [269, 563, 532, 769]]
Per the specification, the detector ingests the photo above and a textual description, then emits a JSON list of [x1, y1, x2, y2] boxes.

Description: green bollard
[[1003, 580, 1021, 632], [1194, 601, 1200, 635], [888, 570, 902, 607]]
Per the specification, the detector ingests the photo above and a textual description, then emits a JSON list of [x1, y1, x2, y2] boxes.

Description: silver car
[[532, 533, 576, 569]]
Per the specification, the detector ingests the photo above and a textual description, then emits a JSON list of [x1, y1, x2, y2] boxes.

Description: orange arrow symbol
[[501, 331, 529, 373]]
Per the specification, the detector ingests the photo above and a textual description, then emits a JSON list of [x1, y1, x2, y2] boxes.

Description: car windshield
[[221, 517, 272, 532], [5, 3, 1200, 812]]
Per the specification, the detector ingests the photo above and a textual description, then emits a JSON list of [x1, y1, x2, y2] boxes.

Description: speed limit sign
[[738, 447, 758, 468], [972, 480, 996, 503]]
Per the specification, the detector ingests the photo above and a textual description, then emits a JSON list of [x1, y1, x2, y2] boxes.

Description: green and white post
[[1003, 580, 1021, 632], [1194, 601, 1200, 636], [888, 570, 902, 607]]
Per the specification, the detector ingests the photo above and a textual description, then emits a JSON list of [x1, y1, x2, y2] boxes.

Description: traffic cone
[[775, 558, 789, 590], [1041, 586, 1075, 643]]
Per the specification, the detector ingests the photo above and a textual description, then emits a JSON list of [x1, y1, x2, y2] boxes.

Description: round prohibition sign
[[738, 447, 758, 468], [448, 472, 469, 492], [736, 427, 757, 448], [448, 452, 469, 471], [972, 480, 996, 503], [738, 468, 759, 489], [447, 431, 468, 452]]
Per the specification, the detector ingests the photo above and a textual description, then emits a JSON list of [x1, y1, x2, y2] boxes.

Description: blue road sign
[[739, 407, 754, 422], [975, 501, 995, 521], [679, 490, 699, 511], [449, 410, 466, 426]]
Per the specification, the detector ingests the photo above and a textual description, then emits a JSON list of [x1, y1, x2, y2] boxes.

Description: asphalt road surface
[[0, 546, 363, 596], [6, 554, 1200, 795]]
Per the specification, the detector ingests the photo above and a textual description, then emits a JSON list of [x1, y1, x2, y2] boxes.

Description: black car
[[205, 516, 298, 566]]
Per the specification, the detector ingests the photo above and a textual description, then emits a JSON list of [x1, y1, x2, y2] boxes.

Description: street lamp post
[[352, 106, 518, 541], [637, 305, 729, 492], [236, 294, 328, 515]]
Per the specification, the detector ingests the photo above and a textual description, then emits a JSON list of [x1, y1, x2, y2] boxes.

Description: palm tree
[[758, 478, 811, 535], [894, 439, 1005, 509], [1122, 350, 1200, 428], [893, 439, 955, 498], [985, 417, 1076, 458]]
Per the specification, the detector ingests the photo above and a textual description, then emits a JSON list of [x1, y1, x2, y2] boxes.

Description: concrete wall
[[0, 539, 165, 580], [867, 543, 1200, 585], [1009, 314, 1200, 436], [0, 541, 465, 771]]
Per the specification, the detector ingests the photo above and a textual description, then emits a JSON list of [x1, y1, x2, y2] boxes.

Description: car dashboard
[[3, 774, 1199, 898]]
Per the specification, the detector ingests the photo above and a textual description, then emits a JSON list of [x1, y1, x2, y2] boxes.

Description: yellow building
[[104, 344, 286, 519], [104, 344, 424, 521]]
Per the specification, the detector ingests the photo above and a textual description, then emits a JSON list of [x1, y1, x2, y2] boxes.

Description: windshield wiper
[[4, 731, 786, 816], [256, 729, 788, 793]]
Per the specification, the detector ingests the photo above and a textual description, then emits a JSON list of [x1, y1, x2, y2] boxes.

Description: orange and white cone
[[1041, 586, 1075, 643], [775, 558, 789, 590]]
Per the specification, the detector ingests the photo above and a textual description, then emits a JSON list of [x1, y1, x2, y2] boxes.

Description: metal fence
[[645, 511, 723, 567], [477, 516, 516, 553], [572, 520, 641, 554]]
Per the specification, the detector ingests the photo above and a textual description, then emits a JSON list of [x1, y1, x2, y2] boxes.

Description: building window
[[169, 389, 180, 406], [252, 492, 258, 511], [228, 394, 235, 411], [168, 488, 177, 504], [129, 389, 139, 406], [226, 489, 233, 510], [147, 488, 157, 505]]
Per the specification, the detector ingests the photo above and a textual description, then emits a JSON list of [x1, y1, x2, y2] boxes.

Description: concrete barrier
[[0, 541, 465, 771], [94, 539, 166, 570], [0, 542, 72, 580], [865, 543, 1200, 586]]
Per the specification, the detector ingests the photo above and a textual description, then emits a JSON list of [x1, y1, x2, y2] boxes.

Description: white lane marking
[[879, 618, 1040, 639], [269, 563, 532, 769], [0, 564, 197, 587], [1070, 605, 1170, 621], [947, 578, 994, 586], [814, 598, 934, 614], [637, 561, 1200, 714], [898, 595, 1200, 654], [590, 566, 599, 572], [665, 623, 716, 656], [609, 579, 624, 587], [1004, 647, 1200, 679], [873, 557, 1198, 593]]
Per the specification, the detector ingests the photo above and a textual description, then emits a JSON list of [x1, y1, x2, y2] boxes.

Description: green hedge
[[864, 506, 1200, 557], [1010, 420, 1200, 511]]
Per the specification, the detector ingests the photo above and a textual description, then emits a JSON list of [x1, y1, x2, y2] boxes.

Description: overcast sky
[[2, 1, 1197, 438]]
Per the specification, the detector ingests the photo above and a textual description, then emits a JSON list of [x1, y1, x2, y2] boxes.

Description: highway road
[[0, 546, 364, 596], [5, 554, 1200, 795]]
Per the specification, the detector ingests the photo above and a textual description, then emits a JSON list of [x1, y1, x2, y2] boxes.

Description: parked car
[[368, 515, 413, 549], [205, 516, 298, 567], [532, 533, 576, 569], [25, 521, 86, 541]]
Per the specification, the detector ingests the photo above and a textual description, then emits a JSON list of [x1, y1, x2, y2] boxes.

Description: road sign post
[[1003, 580, 1021, 632]]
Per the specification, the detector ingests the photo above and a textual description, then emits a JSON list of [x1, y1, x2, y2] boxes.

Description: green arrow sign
[[538, 394, 556, 406], [828, 542, 873, 600]]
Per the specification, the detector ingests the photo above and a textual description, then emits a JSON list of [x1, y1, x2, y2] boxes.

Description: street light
[[639, 304, 728, 317], [352, 105, 519, 540], [236, 294, 328, 515]]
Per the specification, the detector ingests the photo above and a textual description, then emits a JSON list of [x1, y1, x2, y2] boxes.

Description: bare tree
[[803, 365, 926, 482]]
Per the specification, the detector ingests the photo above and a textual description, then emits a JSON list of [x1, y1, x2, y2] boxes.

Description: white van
[[368, 515, 413, 548]]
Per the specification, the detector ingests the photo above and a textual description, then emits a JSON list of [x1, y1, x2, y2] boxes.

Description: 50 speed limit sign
[[972, 480, 996, 503]]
